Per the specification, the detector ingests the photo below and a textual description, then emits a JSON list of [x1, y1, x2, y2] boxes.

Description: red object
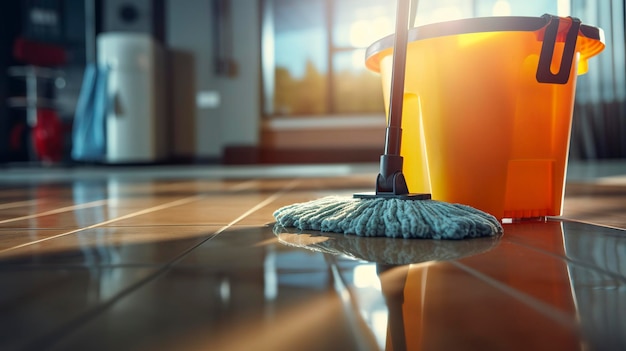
[[13, 37, 67, 66], [9, 122, 26, 151], [33, 109, 63, 162]]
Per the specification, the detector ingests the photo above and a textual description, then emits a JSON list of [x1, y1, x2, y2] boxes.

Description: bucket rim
[[365, 14, 605, 72]]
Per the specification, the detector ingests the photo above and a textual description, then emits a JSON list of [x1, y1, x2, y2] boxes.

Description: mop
[[274, 0, 503, 240]]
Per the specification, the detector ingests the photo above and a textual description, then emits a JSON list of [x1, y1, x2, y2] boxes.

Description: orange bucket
[[366, 15, 604, 219]]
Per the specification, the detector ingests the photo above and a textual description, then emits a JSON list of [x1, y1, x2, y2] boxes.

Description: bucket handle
[[536, 14, 581, 84]]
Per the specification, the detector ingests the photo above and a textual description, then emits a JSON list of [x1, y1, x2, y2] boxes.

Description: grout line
[[24, 178, 300, 350], [0, 179, 261, 254], [228, 179, 261, 192], [0, 196, 202, 254], [0, 199, 38, 210], [557, 217, 626, 232], [0, 200, 109, 225], [326, 255, 380, 351], [173, 178, 300, 248], [506, 238, 626, 284], [450, 261, 579, 330]]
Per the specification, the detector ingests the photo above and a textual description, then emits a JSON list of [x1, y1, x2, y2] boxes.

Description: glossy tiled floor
[[1, 163, 625, 351]]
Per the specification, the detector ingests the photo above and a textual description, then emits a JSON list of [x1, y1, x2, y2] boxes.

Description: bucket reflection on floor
[[274, 225, 501, 349]]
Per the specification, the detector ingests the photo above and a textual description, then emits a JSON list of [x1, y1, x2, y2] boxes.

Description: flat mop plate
[[353, 192, 431, 200], [273, 196, 503, 240]]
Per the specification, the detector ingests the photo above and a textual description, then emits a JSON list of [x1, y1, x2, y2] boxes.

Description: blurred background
[[0, 0, 623, 166]]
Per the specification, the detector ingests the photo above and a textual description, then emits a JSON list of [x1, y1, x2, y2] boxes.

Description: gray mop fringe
[[273, 196, 503, 240]]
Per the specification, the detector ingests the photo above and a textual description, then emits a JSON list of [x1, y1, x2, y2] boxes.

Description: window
[[262, 0, 395, 117], [262, 0, 563, 119]]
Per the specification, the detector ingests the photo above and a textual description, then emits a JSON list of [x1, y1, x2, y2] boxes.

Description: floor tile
[[505, 220, 626, 278], [0, 164, 625, 350], [0, 226, 220, 266], [0, 228, 70, 252], [0, 202, 130, 229], [43, 228, 364, 351], [0, 266, 158, 351], [455, 239, 580, 317], [105, 195, 274, 226], [252, 228, 584, 350], [275, 224, 626, 350], [563, 183, 626, 229], [395, 262, 580, 350]]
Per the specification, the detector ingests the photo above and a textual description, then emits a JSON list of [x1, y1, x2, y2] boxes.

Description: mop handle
[[356, 0, 430, 198], [384, 0, 412, 156]]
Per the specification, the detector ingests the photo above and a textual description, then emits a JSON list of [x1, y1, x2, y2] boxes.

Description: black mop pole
[[355, 0, 430, 200]]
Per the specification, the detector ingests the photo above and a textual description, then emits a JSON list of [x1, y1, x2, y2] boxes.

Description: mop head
[[273, 196, 503, 240]]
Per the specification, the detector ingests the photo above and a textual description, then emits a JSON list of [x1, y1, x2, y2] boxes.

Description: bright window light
[[349, 17, 393, 48], [492, 0, 512, 16], [350, 49, 366, 70], [431, 6, 464, 23], [557, 0, 571, 16]]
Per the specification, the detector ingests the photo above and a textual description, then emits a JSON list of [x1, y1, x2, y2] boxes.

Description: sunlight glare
[[351, 49, 366, 70], [349, 16, 394, 48], [492, 0, 511, 16], [557, 0, 571, 16], [430, 6, 464, 23], [354, 264, 382, 290], [349, 20, 371, 48], [372, 310, 389, 349]]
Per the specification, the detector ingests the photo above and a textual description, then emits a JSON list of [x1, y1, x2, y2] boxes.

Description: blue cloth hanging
[[71, 64, 109, 162]]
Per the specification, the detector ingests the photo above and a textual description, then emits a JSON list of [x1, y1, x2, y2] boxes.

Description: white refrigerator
[[97, 32, 166, 163]]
